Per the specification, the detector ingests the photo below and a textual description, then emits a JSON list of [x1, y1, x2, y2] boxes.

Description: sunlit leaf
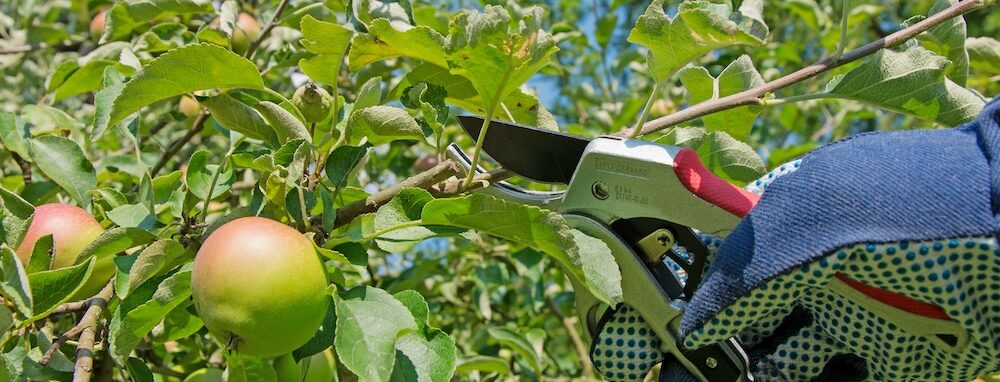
[[678, 55, 764, 142], [29, 135, 96, 207], [827, 46, 986, 126], [103, 0, 214, 42], [108, 44, 263, 128], [627, 0, 768, 81]]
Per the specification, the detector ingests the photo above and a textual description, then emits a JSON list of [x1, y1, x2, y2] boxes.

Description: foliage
[[0, 0, 995, 381]]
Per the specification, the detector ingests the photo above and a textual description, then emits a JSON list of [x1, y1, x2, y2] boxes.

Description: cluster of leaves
[[0, 0, 996, 381]]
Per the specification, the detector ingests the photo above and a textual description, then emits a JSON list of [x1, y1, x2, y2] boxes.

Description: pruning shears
[[449, 116, 762, 382]]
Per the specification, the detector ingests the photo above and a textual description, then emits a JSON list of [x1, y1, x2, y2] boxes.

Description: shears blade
[[457, 115, 591, 184]]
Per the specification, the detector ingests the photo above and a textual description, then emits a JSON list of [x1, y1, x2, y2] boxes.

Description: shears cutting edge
[[447, 116, 760, 382]]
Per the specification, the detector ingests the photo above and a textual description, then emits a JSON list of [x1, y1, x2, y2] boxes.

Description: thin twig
[[331, 159, 514, 228], [547, 296, 595, 380], [150, 113, 208, 177], [615, 0, 987, 137], [50, 300, 88, 315], [430, 168, 513, 197], [11, 152, 31, 184], [243, 0, 293, 60], [72, 282, 114, 382], [333, 160, 461, 227]]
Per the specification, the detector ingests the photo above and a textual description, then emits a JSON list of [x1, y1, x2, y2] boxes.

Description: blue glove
[[680, 98, 1000, 381]]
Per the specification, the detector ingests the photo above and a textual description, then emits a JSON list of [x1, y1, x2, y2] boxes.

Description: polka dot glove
[[682, 156, 999, 381]]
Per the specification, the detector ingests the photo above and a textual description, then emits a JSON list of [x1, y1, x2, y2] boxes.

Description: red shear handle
[[673, 148, 760, 218]]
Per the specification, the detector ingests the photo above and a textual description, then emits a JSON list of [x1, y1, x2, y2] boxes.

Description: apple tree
[[0, 0, 996, 381]]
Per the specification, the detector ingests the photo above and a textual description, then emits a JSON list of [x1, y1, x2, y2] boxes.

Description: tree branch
[[150, 113, 208, 177], [615, 0, 988, 137], [243, 0, 293, 60], [333, 160, 460, 227], [331, 160, 514, 228], [72, 282, 114, 382]]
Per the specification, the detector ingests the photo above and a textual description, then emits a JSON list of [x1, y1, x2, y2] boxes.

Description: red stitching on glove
[[835, 273, 950, 320]]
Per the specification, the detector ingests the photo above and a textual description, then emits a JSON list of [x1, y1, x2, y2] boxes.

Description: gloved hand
[[678, 98, 1000, 381]]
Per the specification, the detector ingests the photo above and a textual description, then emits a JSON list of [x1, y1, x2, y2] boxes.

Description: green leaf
[[21, 105, 80, 132], [967, 37, 1000, 75], [125, 357, 154, 382], [0, 187, 34, 248], [298, 15, 353, 86], [155, 301, 203, 342], [103, 0, 214, 42], [627, 0, 768, 81], [292, 303, 337, 362], [349, 18, 447, 70], [335, 286, 417, 382], [393, 290, 429, 331], [29, 135, 96, 207], [186, 151, 235, 202], [354, 77, 383, 112], [91, 73, 127, 141], [392, 329, 457, 382], [918, 0, 969, 86], [108, 44, 264, 128], [201, 93, 280, 146], [75, 227, 157, 267], [404, 64, 557, 130], [255, 101, 312, 143], [325, 144, 369, 188], [106, 203, 157, 229], [0, 246, 32, 317], [109, 267, 191, 365], [125, 240, 188, 298], [826, 46, 986, 126], [570, 230, 623, 309], [678, 55, 764, 142], [52, 60, 135, 102], [223, 353, 278, 382], [346, 106, 424, 145], [455, 356, 510, 375], [779, 0, 828, 30], [487, 327, 542, 374], [445, 6, 558, 111], [374, 188, 435, 253], [25, 235, 53, 274], [27, 257, 94, 320], [0, 112, 30, 159], [390, 290, 456, 382], [421, 194, 622, 305]]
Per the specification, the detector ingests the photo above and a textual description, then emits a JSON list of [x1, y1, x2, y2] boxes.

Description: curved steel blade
[[458, 116, 591, 184]]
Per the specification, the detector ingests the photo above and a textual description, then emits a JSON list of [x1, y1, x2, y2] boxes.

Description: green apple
[[14, 203, 110, 299], [192, 217, 329, 358], [292, 84, 333, 124], [274, 349, 336, 382]]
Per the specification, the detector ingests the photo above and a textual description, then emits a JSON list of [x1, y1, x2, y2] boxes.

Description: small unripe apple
[[15, 203, 110, 299], [179, 95, 202, 117], [292, 84, 333, 124], [210, 12, 260, 54], [192, 217, 328, 358], [90, 10, 107, 39], [274, 349, 335, 382], [183, 368, 223, 382]]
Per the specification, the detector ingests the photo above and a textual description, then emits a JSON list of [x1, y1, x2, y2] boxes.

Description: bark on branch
[[71, 282, 114, 382]]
